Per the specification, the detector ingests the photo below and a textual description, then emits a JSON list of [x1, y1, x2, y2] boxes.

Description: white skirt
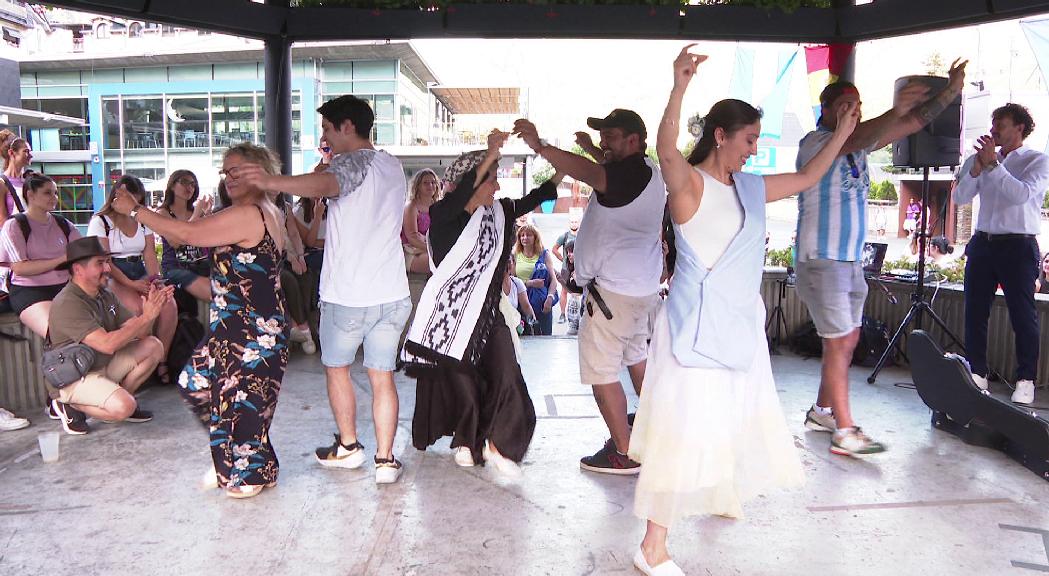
[[629, 299, 804, 527]]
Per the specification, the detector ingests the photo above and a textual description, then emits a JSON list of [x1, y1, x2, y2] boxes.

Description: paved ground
[[1, 337, 1047, 576]]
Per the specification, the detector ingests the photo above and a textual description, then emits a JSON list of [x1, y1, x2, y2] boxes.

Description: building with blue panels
[[17, 41, 455, 225]]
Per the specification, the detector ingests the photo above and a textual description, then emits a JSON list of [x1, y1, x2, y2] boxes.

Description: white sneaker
[[971, 373, 989, 391], [315, 434, 367, 469], [300, 338, 317, 355], [0, 408, 29, 431], [1012, 380, 1035, 405], [289, 326, 309, 343], [374, 457, 403, 484], [830, 426, 887, 458], [453, 446, 474, 467], [483, 443, 522, 479]]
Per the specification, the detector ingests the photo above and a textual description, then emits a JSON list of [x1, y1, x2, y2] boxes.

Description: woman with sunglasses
[[158, 170, 212, 302], [111, 143, 290, 499], [88, 175, 178, 383]]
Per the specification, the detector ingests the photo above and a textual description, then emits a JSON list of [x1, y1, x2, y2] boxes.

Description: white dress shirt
[[954, 145, 1049, 235]]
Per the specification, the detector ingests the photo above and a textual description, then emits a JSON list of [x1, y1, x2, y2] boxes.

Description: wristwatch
[[537, 138, 550, 154], [129, 206, 141, 220], [985, 158, 1000, 173]]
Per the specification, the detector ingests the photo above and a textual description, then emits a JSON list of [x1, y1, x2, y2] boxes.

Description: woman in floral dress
[[112, 143, 289, 499]]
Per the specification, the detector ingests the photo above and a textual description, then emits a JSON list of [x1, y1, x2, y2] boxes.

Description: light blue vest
[[666, 171, 766, 370]]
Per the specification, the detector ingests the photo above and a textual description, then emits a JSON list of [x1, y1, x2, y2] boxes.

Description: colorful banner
[[804, 44, 854, 124]]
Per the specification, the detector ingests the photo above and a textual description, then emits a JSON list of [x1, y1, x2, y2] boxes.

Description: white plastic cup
[[38, 431, 60, 463]]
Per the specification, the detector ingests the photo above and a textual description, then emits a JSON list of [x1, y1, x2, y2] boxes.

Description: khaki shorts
[[58, 347, 138, 408], [578, 287, 660, 385], [795, 258, 868, 339]]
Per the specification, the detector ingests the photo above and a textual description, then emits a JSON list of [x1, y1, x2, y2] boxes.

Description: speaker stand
[[867, 166, 965, 384]]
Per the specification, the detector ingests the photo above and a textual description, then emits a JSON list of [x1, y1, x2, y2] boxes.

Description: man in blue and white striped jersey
[[794, 61, 967, 458]]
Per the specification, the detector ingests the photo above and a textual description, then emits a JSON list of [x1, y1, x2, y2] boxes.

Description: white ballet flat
[[633, 548, 685, 576]]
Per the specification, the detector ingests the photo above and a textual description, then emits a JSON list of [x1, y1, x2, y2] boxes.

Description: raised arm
[[660, 44, 708, 224], [574, 132, 606, 164], [872, 59, 967, 151], [512, 173, 562, 218], [514, 120, 607, 191], [764, 101, 859, 202], [112, 188, 263, 249], [237, 165, 340, 199]]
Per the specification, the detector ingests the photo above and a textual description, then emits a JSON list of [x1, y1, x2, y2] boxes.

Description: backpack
[[5, 212, 74, 292], [852, 316, 896, 367], [166, 314, 206, 385], [789, 321, 823, 358]]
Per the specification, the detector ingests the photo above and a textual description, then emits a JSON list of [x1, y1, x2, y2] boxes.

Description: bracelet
[[129, 206, 141, 220]]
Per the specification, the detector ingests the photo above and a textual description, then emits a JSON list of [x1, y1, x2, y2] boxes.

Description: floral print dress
[[178, 209, 288, 489]]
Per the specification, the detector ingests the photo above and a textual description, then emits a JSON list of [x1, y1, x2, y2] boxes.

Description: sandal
[[225, 481, 276, 499], [156, 361, 171, 386]]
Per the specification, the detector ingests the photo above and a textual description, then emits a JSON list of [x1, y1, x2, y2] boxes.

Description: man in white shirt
[[953, 103, 1049, 405], [238, 95, 411, 484]]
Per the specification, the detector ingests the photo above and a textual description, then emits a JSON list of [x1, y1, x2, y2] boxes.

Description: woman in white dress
[[629, 45, 859, 575]]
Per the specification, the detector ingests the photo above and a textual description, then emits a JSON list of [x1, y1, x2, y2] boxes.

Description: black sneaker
[[53, 399, 89, 436], [579, 439, 640, 475], [45, 400, 60, 420], [125, 408, 153, 423]]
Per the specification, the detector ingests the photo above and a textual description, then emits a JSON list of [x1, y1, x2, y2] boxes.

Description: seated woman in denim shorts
[[158, 170, 211, 302]]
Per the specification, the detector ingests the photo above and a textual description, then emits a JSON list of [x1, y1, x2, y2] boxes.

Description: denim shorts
[[795, 258, 868, 339], [319, 297, 412, 371], [163, 267, 206, 290], [112, 257, 146, 280]]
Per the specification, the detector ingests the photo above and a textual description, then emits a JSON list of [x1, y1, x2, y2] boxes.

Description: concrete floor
[[1, 337, 1048, 576]]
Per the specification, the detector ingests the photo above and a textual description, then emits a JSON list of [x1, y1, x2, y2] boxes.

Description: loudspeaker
[[892, 75, 962, 168]]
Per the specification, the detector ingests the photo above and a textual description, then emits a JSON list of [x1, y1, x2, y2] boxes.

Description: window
[[257, 92, 302, 147], [167, 96, 209, 150], [122, 97, 164, 150], [102, 98, 121, 151], [30, 162, 93, 225], [211, 94, 255, 147]]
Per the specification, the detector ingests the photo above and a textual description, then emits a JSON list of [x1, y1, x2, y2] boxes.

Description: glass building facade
[[19, 55, 454, 225]]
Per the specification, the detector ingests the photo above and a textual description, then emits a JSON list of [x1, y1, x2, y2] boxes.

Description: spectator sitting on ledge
[[46, 236, 171, 436]]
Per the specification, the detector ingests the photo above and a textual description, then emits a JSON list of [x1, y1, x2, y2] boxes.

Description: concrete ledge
[[0, 313, 49, 412]]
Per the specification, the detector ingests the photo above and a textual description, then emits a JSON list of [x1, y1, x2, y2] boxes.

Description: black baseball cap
[[586, 109, 647, 142]]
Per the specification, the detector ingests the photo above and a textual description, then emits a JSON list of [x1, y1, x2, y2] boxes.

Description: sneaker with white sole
[[374, 456, 403, 484], [830, 426, 886, 457], [52, 400, 89, 435], [971, 373, 989, 391], [453, 446, 474, 467], [300, 338, 317, 355], [314, 434, 367, 469], [289, 326, 309, 343], [804, 405, 835, 433], [0, 407, 29, 431], [1012, 380, 1035, 405]]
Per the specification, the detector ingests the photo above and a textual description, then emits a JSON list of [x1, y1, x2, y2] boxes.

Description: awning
[[431, 88, 520, 115], [0, 105, 84, 129]]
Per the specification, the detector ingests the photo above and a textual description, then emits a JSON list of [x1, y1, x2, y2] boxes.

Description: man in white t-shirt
[[238, 95, 411, 485]]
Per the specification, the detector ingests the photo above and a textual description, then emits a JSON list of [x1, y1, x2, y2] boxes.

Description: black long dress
[[404, 171, 556, 463], [178, 206, 289, 489]]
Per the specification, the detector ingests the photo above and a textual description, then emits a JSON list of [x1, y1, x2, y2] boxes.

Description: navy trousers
[[963, 233, 1041, 381]]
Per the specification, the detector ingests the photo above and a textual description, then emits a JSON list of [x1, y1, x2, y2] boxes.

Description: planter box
[[288, 7, 445, 40], [446, 4, 680, 39]]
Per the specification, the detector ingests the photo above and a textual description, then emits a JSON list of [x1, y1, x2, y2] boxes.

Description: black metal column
[[263, 35, 292, 175], [263, 0, 292, 175]]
